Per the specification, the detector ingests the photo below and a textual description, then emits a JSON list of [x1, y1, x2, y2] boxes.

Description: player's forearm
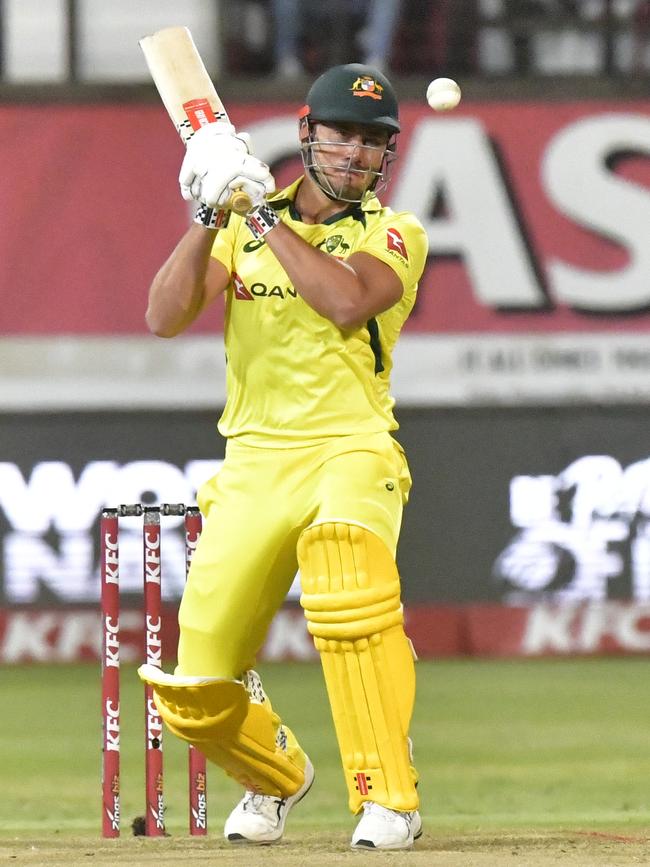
[[264, 223, 370, 330], [146, 224, 217, 337]]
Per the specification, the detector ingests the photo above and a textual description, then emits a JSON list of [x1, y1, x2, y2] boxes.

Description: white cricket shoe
[[224, 758, 314, 844], [351, 801, 422, 850]]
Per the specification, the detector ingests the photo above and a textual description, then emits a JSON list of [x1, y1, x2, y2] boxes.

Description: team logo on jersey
[[386, 228, 408, 261], [232, 273, 253, 300], [351, 76, 384, 100], [316, 235, 351, 256], [325, 234, 343, 253]]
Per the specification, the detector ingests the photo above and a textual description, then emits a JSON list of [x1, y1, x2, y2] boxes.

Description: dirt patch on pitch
[[2, 831, 649, 865]]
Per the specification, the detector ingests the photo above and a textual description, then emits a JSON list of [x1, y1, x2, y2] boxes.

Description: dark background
[[2, 405, 648, 604]]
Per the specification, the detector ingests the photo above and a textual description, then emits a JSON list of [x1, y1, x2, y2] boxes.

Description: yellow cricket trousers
[[176, 430, 411, 677]]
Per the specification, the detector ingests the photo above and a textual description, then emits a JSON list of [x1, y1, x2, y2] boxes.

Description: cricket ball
[[426, 77, 462, 112]]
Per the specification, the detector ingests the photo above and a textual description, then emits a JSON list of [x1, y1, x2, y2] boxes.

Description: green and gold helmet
[[298, 64, 400, 203], [301, 63, 400, 134]]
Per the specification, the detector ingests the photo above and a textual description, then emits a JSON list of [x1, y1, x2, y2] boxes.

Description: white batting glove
[[179, 123, 274, 212], [192, 156, 275, 228], [179, 122, 246, 201], [216, 157, 276, 210]]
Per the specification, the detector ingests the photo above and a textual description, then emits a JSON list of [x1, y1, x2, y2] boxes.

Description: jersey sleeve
[[355, 211, 429, 291]]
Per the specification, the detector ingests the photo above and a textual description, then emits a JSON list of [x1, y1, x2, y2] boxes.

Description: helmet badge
[[351, 76, 384, 101]]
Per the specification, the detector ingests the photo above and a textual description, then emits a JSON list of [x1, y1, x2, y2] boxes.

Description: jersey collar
[[268, 177, 383, 225]]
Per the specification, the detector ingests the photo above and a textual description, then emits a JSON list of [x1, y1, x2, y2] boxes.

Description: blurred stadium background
[[2, 0, 650, 667]]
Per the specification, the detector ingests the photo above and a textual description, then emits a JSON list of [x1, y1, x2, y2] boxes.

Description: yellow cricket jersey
[[210, 177, 428, 446]]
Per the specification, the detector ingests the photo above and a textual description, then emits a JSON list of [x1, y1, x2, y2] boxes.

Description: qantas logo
[[386, 228, 408, 261], [233, 273, 253, 300], [232, 274, 298, 301]]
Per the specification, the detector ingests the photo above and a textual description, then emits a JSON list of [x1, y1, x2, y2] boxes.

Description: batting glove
[[179, 123, 275, 211]]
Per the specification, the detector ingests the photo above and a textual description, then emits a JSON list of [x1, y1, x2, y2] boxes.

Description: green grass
[[1, 658, 649, 845], [415, 658, 650, 830]]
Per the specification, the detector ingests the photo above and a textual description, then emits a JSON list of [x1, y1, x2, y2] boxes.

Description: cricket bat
[[139, 25, 252, 215]]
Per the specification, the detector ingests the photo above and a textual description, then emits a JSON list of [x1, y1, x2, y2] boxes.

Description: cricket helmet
[[301, 63, 400, 133], [298, 63, 400, 203]]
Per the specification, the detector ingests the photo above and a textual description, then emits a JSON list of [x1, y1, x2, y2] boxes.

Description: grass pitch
[[1, 658, 649, 865]]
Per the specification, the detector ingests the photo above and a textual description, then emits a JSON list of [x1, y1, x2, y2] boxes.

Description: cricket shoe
[[224, 757, 314, 844], [351, 801, 422, 850]]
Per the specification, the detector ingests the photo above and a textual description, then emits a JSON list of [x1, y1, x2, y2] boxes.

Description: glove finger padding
[[178, 123, 252, 204], [240, 155, 274, 185], [235, 131, 252, 152], [190, 175, 203, 201], [225, 177, 268, 213], [221, 157, 275, 211], [198, 154, 249, 208], [204, 157, 275, 211], [188, 121, 238, 150]]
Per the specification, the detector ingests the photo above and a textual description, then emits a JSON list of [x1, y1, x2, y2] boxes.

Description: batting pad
[[138, 666, 307, 798], [298, 522, 418, 813]]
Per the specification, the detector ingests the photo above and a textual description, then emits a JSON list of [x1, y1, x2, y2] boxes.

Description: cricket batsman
[[138, 62, 429, 851]]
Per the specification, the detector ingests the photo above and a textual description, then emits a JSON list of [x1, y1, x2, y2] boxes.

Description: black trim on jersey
[[322, 205, 364, 226], [346, 207, 366, 226], [270, 195, 366, 226], [366, 318, 384, 374], [264, 195, 297, 220]]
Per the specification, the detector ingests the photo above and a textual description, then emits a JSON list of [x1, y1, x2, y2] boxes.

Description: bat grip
[[229, 190, 253, 215]]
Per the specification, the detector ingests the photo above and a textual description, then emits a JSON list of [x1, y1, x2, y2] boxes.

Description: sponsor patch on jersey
[[232, 273, 253, 300], [386, 228, 408, 261]]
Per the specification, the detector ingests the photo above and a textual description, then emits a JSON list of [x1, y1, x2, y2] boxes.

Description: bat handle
[[229, 189, 253, 215]]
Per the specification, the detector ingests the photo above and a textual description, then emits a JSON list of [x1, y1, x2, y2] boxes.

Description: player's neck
[[294, 174, 356, 225]]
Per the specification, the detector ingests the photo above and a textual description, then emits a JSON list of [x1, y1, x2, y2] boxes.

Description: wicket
[[100, 503, 207, 838]]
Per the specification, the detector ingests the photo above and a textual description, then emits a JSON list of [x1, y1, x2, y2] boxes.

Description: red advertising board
[[3, 602, 650, 663], [3, 100, 649, 336]]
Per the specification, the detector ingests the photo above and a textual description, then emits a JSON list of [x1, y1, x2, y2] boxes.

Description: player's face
[[311, 122, 390, 201]]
